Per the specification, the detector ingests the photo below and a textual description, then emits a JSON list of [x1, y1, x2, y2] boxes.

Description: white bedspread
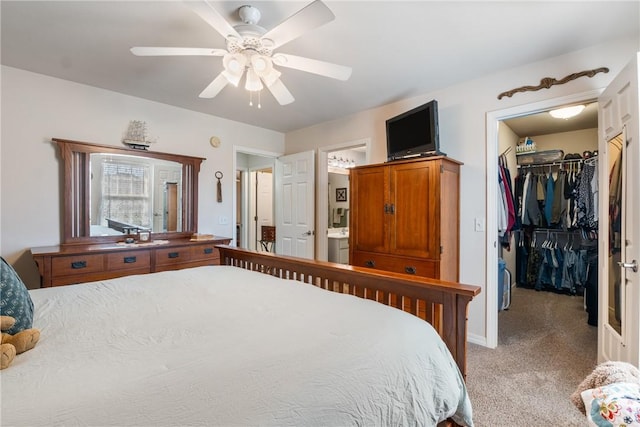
[[1, 266, 473, 426]]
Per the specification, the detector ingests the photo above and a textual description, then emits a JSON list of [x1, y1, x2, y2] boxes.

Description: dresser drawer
[[189, 244, 220, 262], [106, 251, 151, 271], [51, 254, 105, 277], [155, 247, 191, 266], [351, 251, 438, 278]]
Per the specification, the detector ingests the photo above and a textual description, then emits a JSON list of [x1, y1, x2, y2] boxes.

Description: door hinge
[[440, 164, 444, 173], [440, 245, 443, 254]]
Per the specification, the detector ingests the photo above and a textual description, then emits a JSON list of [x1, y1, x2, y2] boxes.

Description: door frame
[[484, 89, 603, 348], [233, 145, 281, 247], [317, 138, 371, 261]]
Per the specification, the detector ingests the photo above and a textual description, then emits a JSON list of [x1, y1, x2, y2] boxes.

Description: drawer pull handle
[[168, 252, 180, 259], [365, 260, 376, 268], [71, 261, 87, 269], [405, 266, 417, 275], [123, 256, 137, 264], [203, 248, 213, 254]]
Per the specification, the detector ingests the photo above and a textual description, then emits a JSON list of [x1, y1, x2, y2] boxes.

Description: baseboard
[[468, 332, 488, 348]]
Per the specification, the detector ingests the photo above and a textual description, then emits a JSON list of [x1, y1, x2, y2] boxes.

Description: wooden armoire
[[349, 156, 462, 282]]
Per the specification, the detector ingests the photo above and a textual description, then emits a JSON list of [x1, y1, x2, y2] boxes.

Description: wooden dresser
[[349, 156, 461, 282], [31, 237, 231, 287]]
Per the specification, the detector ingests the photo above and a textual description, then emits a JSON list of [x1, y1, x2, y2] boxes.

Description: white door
[[598, 53, 640, 366], [153, 166, 181, 232], [275, 151, 315, 258]]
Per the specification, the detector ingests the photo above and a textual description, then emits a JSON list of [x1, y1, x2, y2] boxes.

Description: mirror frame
[[55, 138, 205, 245]]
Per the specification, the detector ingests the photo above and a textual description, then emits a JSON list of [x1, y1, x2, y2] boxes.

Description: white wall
[[284, 36, 640, 345], [0, 66, 284, 288]]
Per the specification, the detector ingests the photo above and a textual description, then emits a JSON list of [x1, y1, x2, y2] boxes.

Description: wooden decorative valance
[[497, 67, 609, 100]]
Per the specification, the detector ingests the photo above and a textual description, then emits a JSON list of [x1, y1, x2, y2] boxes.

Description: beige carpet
[[465, 287, 597, 426]]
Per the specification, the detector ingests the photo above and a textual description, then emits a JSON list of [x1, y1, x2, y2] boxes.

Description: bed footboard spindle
[[217, 246, 480, 378]]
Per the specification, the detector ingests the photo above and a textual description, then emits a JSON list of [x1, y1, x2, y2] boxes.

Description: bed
[[2, 246, 480, 426]]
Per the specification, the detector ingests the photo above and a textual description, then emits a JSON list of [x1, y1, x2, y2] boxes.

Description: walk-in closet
[[498, 102, 600, 328]]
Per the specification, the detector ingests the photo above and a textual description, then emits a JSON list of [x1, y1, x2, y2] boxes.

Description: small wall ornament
[[215, 171, 223, 203], [497, 67, 609, 100]]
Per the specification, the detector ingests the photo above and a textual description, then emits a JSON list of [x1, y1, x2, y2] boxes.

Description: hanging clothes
[[517, 229, 589, 295], [576, 158, 598, 230], [498, 153, 516, 248], [544, 172, 555, 225]]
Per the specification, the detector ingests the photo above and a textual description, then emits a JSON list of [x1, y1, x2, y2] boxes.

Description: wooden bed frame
[[217, 245, 481, 379]]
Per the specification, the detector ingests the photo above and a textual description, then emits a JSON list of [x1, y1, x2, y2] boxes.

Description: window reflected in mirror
[[90, 153, 183, 236], [607, 133, 624, 335]]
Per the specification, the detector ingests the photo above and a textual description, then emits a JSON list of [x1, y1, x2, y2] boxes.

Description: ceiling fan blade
[[199, 73, 229, 98], [265, 79, 295, 105], [130, 47, 227, 56], [185, 0, 241, 41], [262, 0, 335, 49], [273, 53, 352, 81]]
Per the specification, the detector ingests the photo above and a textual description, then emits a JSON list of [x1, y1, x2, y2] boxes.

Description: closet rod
[[517, 158, 583, 169]]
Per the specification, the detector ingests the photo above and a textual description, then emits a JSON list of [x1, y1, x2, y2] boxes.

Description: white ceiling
[[1, 1, 638, 133]]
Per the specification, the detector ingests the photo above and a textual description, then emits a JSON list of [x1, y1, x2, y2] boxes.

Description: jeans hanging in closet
[[517, 244, 529, 286], [561, 248, 577, 294], [535, 248, 555, 290]]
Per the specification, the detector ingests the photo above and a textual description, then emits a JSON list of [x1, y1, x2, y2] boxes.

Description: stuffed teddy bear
[[1, 315, 40, 370]]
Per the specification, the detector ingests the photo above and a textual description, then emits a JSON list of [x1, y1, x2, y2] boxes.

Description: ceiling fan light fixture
[[245, 68, 264, 92], [223, 53, 246, 73], [549, 105, 585, 119], [252, 56, 269, 73]]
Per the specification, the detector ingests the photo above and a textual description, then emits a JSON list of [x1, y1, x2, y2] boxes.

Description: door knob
[[618, 260, 638, 273], [302, 230, 314, 236]]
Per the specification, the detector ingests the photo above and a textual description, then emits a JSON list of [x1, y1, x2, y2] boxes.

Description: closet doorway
[[235, 148, 277, 251], [486, 89, 602, 348]]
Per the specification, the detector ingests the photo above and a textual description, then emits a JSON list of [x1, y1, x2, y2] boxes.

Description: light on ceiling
[[245, 68, 263, 92], [549, 105, 586, 119], [222, 54, 246, 87]]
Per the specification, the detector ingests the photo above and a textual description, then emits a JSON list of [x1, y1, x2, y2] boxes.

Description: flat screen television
[[385, 99, 443, 161]]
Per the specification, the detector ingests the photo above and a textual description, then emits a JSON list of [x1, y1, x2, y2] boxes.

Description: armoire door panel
[[351, 167, 389, 253], [390, 161, 438, 258]]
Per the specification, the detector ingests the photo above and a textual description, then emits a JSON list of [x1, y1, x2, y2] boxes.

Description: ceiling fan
[[131, 0, 352, 106]]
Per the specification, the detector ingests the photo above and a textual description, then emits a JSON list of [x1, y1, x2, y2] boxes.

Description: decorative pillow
[[0, 257, 34, 335], [581, 382, 640, 427]]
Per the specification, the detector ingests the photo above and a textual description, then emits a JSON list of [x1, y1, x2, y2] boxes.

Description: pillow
[[0, 257, 34, 335], [581, 382, 640, 427]]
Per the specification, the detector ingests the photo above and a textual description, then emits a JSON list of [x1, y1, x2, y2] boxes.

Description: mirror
[[328, 171, 349, 229], [607, 132, 624, 335], [55, 138, 205, 244]]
